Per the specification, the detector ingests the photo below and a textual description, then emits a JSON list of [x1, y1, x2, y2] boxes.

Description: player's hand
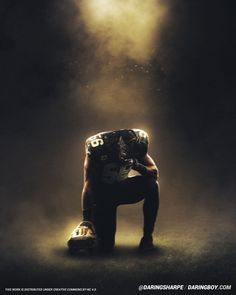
[[122, 158, 134, 167], [131, 158, 139, 170]]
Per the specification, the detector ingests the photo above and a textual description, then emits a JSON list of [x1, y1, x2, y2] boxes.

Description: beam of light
[[77, 0, 166, 62], [72, 0, 167, 130]]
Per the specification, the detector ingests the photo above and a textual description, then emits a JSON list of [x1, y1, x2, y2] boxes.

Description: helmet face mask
[[117, 132, 137, 162], [118, 136, 131, 161]]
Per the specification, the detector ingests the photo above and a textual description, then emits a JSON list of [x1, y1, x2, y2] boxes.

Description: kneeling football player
[[68, 129, 160, 253]]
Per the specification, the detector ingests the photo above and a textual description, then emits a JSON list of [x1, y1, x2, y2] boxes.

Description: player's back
[[85, 129, 149, 184]]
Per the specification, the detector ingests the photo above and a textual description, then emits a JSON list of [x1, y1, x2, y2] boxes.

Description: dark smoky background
[[0, 0, 235, 290]]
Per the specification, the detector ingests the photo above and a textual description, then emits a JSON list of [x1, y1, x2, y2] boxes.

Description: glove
[[131, 158, 139, 170], [121, 158, 134, 167]]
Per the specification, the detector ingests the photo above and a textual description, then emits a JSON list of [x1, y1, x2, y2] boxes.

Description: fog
[[0, 0, 235, 292]]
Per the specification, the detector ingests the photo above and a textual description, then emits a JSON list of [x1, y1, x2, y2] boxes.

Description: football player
[[68, 129, 160, 253]]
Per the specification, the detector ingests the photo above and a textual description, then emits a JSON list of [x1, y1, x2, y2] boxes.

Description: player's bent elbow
[[148, 166, 158, 180], [151, 169, 158, 180]]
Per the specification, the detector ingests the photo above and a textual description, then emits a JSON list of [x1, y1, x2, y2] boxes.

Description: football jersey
[[85, 129, 149, 184]]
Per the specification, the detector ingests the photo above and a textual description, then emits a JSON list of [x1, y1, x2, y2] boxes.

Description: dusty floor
[[1, 200, 235, 295]]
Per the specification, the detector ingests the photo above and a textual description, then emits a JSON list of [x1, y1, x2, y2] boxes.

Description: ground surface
[[1, 200, 235, 295]]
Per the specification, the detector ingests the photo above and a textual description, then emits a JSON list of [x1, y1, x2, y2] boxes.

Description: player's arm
[[81, 154, 96, 221], [133, 154, 159, 180]]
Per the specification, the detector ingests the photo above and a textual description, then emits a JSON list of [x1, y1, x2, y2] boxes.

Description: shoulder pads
[[85, 132, 106, 156]]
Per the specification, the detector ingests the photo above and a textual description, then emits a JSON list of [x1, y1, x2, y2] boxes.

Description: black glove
[[121, 158, 134, 168], [131, 158, 139, 170], [132, 159, 148, 174]]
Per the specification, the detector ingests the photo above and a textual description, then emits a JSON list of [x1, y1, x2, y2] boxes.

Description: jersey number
[[91, 138, 104, 147], [89, 134, 104, 148]]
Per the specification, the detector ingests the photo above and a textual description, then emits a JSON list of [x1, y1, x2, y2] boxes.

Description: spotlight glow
[[73, 0, 168, 131], [77, 0, 167, 62]]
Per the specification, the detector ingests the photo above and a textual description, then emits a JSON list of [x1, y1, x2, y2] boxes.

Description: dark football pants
[[93, 176, 159, 248]]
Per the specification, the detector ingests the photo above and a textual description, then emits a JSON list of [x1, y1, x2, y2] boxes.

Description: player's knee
[[146, 178, 159, 194], [144, 178, 159, 203]]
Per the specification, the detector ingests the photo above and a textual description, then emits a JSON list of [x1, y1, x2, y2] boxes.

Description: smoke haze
[[78, 0, 166, 62], [67, 0, 168, 132], [0, 0, 235, 292]]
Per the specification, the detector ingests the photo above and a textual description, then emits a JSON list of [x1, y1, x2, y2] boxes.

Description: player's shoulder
[[85, 131, 111, 156], [132, 129, 149, 144]]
